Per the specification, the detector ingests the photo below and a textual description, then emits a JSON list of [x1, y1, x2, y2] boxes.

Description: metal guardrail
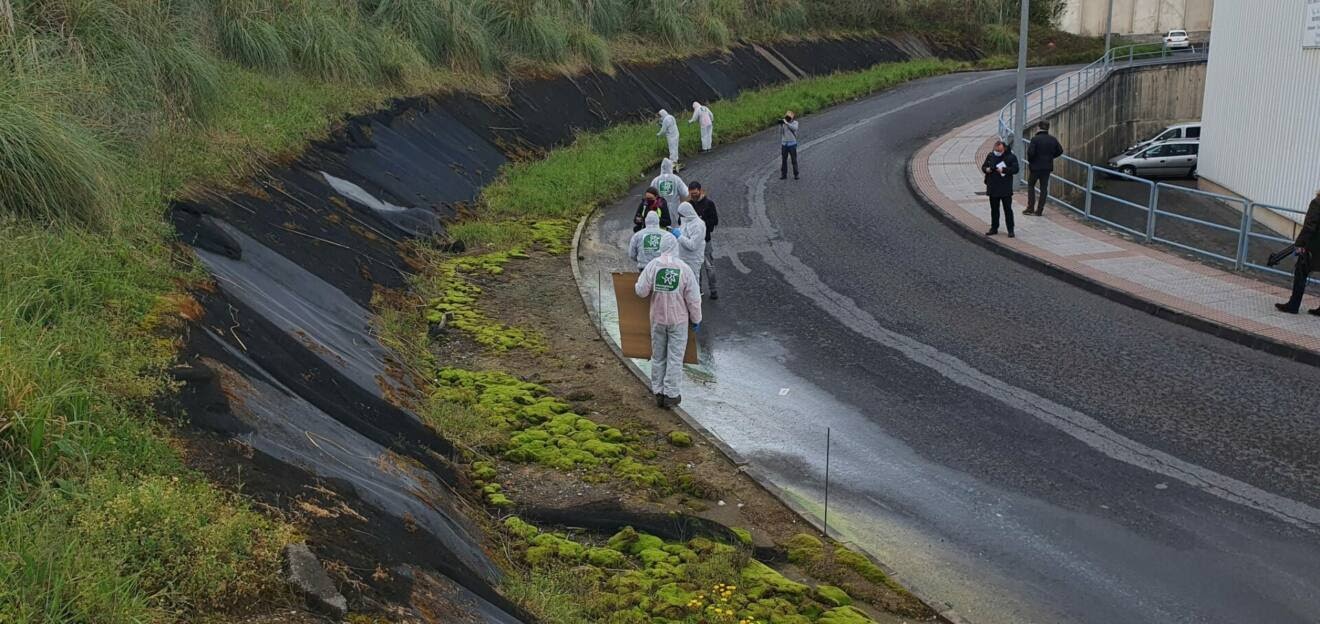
[[1045, 154, 1306, 278], [991, 42, 1315, 283], [997, 43, 1210, 142]]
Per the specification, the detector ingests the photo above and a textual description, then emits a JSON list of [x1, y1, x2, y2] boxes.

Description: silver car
[[1107, 139, 1199, 179]]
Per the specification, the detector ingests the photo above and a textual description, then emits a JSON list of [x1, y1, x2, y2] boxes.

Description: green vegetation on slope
[[1, 0, 1093, 619]]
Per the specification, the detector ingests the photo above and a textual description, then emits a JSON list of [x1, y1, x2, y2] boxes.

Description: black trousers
[[1286, 251, 1313, 309], [989, 196, 1013, 232], [781, 144, 799, 178], [1027, 170, 1052, 213]]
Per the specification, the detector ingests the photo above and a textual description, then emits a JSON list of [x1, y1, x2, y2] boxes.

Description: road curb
[[569, 209, 970, 624], [904, 142, 1320, 370]]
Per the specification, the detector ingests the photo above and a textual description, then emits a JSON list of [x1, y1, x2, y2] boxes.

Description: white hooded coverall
[[649, 158, 688, 217], [657, 109, 680, 163], [635, 235, 702, 399], [689, 102, 714, 151], [628, 210, 667, 271], [675, 201, 707, 280]]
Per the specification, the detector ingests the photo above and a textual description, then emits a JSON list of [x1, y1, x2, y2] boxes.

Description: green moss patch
[[422, 250, 544, 351], [666, 431, 693, 447], [499, 518, 880, 624], [780, 533, 930, 619], [435, 368, 668, 491]]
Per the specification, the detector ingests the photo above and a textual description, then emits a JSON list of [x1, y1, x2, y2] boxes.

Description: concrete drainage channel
[[168, 34, 979, 620]]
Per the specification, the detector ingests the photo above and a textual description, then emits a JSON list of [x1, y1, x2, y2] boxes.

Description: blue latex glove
[[672, 228, 682, 238], [691, 322, 701, 332]]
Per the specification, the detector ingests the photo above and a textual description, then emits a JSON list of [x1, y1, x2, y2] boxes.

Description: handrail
[[997, 43, 1209, 144], [988, 40, 1317, 284]]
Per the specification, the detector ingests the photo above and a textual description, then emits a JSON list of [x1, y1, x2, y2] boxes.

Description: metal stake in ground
[[823, 426, 831, 539], [597, 268, 603, 333]]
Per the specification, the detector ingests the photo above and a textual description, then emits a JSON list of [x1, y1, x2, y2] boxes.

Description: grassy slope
[[0, 0, 1094, 619]]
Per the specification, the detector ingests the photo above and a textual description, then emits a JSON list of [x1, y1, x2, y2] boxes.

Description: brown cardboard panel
[[612, 272, 698, 364]]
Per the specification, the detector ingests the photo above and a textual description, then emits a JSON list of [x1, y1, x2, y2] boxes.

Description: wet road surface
[[579, 68, 1320, 623]]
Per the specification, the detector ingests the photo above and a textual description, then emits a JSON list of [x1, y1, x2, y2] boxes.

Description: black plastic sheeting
[[170, 33, 978, 619]]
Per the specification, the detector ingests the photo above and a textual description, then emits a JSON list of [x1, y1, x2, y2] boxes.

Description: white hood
[[660, 158, 674, 176]]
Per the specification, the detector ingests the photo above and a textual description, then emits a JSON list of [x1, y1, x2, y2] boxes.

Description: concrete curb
[[905, 134, 1320, 370], [569, 210, 970, 624]]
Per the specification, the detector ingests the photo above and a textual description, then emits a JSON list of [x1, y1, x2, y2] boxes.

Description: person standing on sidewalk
[[780, 111, 800, 180], [1275, 190, 1320, 315], [688, 182, 719, 299], [635, 235, 702, 409], [981, 140, 1019, 238], [1024, 121, 1063, 215]]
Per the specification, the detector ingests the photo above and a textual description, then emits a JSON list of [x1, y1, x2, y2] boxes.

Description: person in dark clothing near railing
[[1024, 121, 1063, 216], [981, 140, 1020, 238], [633, 187, 671, 232], [1276, 190, 1320, 315]]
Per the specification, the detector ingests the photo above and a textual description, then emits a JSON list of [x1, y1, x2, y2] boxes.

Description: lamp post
[[1014, 0, 1030, 184], [1103, 0, 1115, 68]]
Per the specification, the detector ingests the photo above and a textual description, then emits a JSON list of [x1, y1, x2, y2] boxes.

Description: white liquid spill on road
[[721, 74, 1320, 533]]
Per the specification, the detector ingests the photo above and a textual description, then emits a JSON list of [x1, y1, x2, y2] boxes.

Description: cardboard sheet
[[612, 272, 698, 364]]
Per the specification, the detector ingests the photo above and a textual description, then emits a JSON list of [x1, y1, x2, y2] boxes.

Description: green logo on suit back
[[642, 234, 662, 252], [655, 268, 681, 292]]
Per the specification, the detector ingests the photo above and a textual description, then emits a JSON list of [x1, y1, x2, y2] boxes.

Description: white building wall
[[1199, 0, 1320, 217], [1059, 0, 1214, 36]]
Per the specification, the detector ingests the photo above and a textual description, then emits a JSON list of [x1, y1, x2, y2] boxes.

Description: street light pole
[[1014, 0, 1030, 183], [1103, 0, 1115, 67]]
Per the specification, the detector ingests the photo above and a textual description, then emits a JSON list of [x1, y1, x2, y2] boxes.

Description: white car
[[1125, 122, 1201, 154], [1163, 29, 1191, 49]]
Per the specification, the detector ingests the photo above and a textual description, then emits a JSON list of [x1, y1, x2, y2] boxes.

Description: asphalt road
[[580, 67, 1320, 624]]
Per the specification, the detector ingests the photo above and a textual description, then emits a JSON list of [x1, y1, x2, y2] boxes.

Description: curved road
[[579, 68, 1320, 623]]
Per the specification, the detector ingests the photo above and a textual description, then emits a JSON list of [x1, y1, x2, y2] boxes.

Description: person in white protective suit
[[657, 109, 680, 164], [649, 158, 688, 218], [689, 101, 714, 152], [635, 235, 702, 408], [673, 201, 706, 284], [628, 210, 667, 271]]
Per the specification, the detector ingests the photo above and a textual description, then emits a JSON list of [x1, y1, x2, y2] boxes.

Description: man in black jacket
[[1024, 122, 1063, 216], [689, 181, 719, 299], [981, 141, 1020, 237], [1276, 190, 1320, 314]]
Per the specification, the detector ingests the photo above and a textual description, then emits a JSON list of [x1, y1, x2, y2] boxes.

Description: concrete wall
[[1059, 0, 1214, 36], [1200, 0, 1320, 219], [1042, 62, 1206, 174]]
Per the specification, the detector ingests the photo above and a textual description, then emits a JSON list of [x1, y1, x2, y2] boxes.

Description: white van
[[1125, 122, 1201, 154]]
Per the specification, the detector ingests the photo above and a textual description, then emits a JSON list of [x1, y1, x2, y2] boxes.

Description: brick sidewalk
[[911, 114, 1320, 363]]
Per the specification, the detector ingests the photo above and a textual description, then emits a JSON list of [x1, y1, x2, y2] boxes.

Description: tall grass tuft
[[700, 13, 731, 48], [477, 0, 569, 63], [580, 0, 628, 36], [359, 25, 429, 85], [0, 80, 113, 224], [568, 26, 610, 70], [279, 10, 368, 82], [635, 0, 688, 46], [219, 15, 290, 71]]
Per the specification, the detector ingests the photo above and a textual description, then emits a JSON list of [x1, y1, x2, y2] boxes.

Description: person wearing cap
[[1025, 121, 1063, 215]]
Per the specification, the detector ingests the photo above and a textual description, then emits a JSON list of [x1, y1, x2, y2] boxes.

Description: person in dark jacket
[[981, 140, 1020, 237], [1024, 121, 1063, 216], [689, 181, 719, 299], [1276, 190, 1320, 314], [633, 187, 671, 232]]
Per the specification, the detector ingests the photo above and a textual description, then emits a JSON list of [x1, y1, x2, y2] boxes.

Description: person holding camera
[[780, 111, 799, 180]]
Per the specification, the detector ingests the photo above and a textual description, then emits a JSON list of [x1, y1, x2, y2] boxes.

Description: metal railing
[[997, 43, 1210, 142], [1045, 154, 1305, 278], [988, 41, 1315, 283]]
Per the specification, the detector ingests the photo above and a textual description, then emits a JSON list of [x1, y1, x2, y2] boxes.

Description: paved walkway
[[912, 114, 1320, 362]]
